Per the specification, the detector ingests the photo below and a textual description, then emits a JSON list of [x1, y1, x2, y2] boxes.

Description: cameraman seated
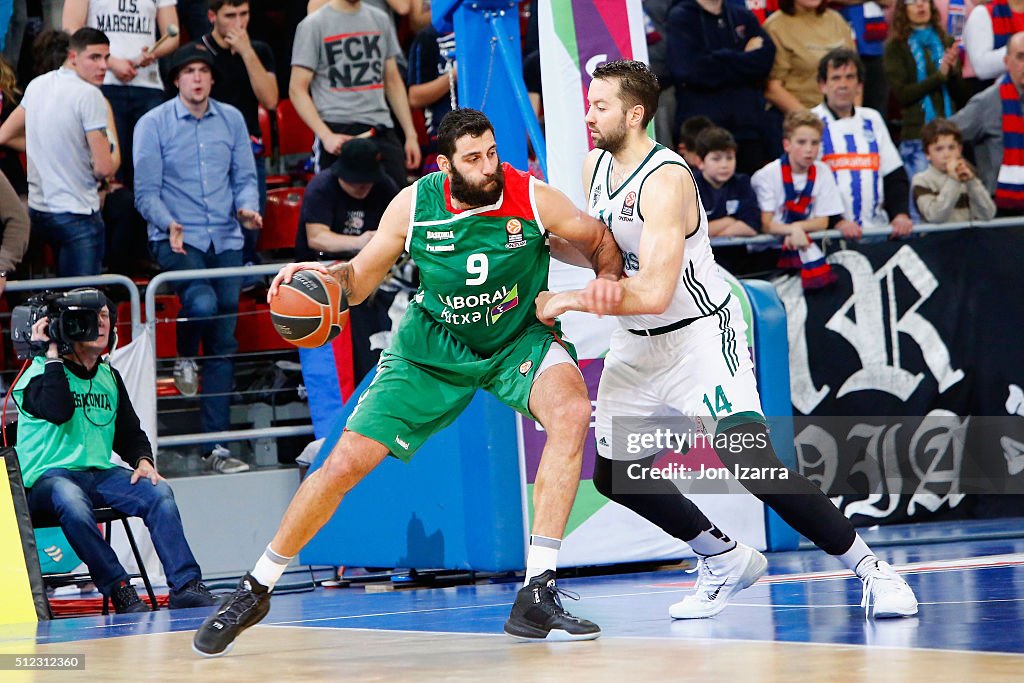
[[12, 292, 218, 614]]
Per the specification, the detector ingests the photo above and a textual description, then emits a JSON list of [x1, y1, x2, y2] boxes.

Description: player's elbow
[[645, 289, 674, 316]]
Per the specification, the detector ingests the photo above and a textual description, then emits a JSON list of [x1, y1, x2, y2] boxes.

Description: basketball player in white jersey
[[540, 60, 918, 620]]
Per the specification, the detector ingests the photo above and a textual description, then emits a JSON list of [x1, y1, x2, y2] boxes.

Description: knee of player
[[543, 395, 593, 436], [318, 448, 364, 491]]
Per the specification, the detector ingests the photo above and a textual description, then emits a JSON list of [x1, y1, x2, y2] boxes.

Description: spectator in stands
[[64, 0, 180, 188], [134, 43, 260, 474], [0, 55, 25, 197], [643, 0, 676, 148], [812, 48, 913, 238], [0, 170, 29, 292], [693, 127, 760, 236], [963, 0, 1024, 81], [677, 115, 714, 168], [198, 0, 278, 269], [0, 28, 117, 277], [764, 0, 856, 113], [4, 1, 28, 69], [667, 0, 777, 175], [291, 0, 420, 186], [31, 27, 72, 75], [953, 31, 1024, 213], [295, 138, 399, 380], [753, 109, 845, 243], [913, 117, 996, 221], [836, 1, 889, 113], [407, 24, 455, 174], [13, 293, 219, 613], [885, 0, 970, 185]]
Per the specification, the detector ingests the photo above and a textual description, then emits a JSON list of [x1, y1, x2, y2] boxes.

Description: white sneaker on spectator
[[204, 445, 250, 474], [859, 559, 918, 618], [173, 358, 199, 397]]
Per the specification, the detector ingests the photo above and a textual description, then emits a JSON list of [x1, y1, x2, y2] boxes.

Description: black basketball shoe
[[192, 573, 271, 657], [504, 570, 601, 641]]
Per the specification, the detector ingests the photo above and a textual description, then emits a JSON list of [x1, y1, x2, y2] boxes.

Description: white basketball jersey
[[587, 143, 732, 331]]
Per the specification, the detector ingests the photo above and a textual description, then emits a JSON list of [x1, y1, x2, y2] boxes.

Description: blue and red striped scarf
[[997, 74, 1024, 209], [776, 156, 836, 289], [781, 153, 815, 223], [988, 0, 1024, 50]]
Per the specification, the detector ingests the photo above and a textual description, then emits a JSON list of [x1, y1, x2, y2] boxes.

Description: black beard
[[592, 124, 627, 155], [450, 163, 505, 207]]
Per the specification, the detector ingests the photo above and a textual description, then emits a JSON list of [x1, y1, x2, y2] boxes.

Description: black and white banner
[[774, 228, 1024, 525]]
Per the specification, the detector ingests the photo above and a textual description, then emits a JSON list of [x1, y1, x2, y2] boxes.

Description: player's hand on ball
[[268, 262, 332, 303], [580, 277, 622, 317]]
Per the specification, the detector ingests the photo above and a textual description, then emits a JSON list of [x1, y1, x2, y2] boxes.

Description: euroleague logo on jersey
[[620, 191, 636, 218], [505, 218, 526, 249]]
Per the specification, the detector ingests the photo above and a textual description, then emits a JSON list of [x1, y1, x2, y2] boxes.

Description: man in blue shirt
[[134, 43, 260, 474]]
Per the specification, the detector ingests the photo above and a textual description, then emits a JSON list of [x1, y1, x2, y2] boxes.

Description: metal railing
[[143, 263, 314, 450], [708, 216, 1023, 248], [1, 267, 315, 456]]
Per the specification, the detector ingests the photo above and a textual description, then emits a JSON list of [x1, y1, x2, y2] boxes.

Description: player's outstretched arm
[[538, 164, 692, 321], [268, 186, 414, 305], [534, 180, 622, 280]]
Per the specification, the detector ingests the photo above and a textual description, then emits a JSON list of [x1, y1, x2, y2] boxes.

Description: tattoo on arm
[[327, 262, 355, 298]]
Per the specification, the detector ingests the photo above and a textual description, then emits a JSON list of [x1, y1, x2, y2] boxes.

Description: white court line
[[262, 623, 1024, 659], [239, 552, 1024, 628], [654, 552, 1024, 588]]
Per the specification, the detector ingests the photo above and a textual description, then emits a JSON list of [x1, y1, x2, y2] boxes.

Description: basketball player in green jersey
[[193, 109, 623, 657], [540, 60, 918, 621]]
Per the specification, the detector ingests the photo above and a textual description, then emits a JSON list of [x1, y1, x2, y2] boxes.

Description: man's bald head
[[1005, 32, 1024, 90]]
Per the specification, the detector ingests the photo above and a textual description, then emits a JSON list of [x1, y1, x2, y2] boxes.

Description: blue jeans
[[152, 241, 243, 447], [29, 209, 105, 277], [101, 85, 165, 188], [28, 467, 201, 595]]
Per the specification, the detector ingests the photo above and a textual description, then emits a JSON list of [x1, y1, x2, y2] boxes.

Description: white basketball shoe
[[669, 543, 768, 619], [859, 560, 918, 618]]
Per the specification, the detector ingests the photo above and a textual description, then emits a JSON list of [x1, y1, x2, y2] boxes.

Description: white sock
[[524, 535, 561, 586], [837, 534, 877, 577], [686, 525, 737, 557], [251, 545, 293, 590]]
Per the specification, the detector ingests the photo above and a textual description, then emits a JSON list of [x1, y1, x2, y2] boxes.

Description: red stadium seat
[[235, 296, 292, 353], [258, 104, 273, 152], [153, 295, 181, 359], [276, 99, 315, 157], [259, 187, 305, 253]]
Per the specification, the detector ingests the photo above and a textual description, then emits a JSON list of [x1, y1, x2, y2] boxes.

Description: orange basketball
[[269, 269, 349, 348]]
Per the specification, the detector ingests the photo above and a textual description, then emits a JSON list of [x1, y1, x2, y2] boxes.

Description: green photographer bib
[[13, 357, 120, 488]]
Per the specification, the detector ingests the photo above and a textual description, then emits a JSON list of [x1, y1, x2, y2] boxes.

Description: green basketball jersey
[[401, 163, 551, 357]]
